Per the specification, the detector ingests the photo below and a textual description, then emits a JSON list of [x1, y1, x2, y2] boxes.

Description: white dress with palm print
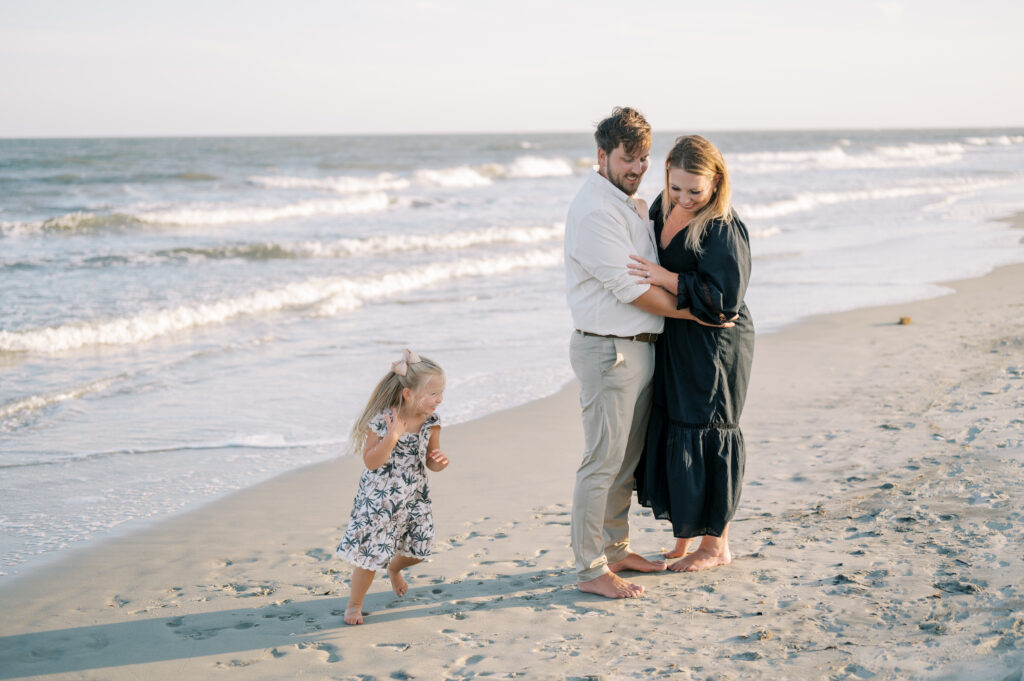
[[336, 411, 439, 571]]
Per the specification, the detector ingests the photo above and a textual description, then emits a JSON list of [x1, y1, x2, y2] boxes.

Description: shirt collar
[[590, 169, 636, 207]]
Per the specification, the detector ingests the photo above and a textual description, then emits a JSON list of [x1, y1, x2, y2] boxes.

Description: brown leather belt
[[576, 329, 659, 343]]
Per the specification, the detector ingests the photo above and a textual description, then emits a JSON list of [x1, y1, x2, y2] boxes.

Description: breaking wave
[[0, 248, 563, 353]]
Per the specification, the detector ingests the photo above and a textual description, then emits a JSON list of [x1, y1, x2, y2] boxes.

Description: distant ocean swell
[[7, 176, 1011, 240], [737, 177, 1012, 220], [0, 248, 563, 353], [249, 155, 581, 193], [4, 138, 1021, 237]]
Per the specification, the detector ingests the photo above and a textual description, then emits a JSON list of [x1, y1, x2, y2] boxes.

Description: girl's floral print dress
[[336, 411, 439, 571]]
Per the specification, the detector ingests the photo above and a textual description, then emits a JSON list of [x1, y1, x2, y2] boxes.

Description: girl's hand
[[383, 409, 407, 442], [426, 449, 449, 471], [628, 254, 674, 292]]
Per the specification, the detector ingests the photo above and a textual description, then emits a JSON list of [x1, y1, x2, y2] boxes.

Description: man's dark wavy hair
[[594, 107, 652, 156]]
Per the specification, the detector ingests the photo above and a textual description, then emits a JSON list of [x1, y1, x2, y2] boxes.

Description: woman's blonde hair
[[661, 135, 733, 254], [347, 352, 443, 455]]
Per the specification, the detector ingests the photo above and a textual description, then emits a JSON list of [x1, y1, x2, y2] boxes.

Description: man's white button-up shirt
[[564, 170, 664, 336]]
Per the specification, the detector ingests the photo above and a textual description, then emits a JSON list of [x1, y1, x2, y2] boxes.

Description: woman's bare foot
[[664, 537, 694, 559], [344, 605, 364, 625], [387, 567, 409, 596], [668, 547, 731, 572], [578, 571, 644, 598], [608, 552, 666, 573]]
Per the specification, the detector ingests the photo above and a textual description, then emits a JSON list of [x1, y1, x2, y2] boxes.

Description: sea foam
[[135, 194, 391, 225], [249, 173, 411, 193], [0, 248, 564, 353], [0, 376, 124, 432], [728, 140, 979, 174], [739, 178, 1008, 220], [155, 223, 565, 262]]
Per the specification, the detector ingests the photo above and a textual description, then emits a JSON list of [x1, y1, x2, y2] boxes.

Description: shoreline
[[2, 256, 1023, 678], [3, 207, 1022, 582]]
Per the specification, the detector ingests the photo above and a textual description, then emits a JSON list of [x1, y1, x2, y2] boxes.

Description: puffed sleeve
[[368, 411, 389, 438], [419, 413, 441, 455], [677, 215, 751, 324], [568, 208, 650, 304]]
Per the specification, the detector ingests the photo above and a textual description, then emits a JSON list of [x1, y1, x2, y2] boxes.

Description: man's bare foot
[[608, 552, 666, 573], [344, 605, 364, 625], [388, 568, 408, 596], [664, 538, 694, 559], [578, 571, 644, 599], [668, 548, 731, 572]]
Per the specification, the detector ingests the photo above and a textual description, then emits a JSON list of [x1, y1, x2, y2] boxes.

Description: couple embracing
[[565, 107, 755, 599]]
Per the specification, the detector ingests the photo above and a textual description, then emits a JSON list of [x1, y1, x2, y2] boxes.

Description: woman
[[628, 135, 754, 572]]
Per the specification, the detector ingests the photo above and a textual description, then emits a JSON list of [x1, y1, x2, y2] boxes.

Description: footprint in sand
[[303, 548, 332, 562], [375, 642, 411, 652], [445, 654, 486, 676], [294, 640, 342, 663], [178, 626, 225, 641]]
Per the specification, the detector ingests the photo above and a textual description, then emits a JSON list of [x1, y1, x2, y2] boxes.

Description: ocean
[[2, 128, 1023, 577]]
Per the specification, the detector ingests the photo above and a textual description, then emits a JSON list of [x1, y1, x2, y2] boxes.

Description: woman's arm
[[678, 218, 750, 324]]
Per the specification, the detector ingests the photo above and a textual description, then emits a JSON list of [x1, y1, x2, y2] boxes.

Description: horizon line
[[3, 123, 1024, 142]]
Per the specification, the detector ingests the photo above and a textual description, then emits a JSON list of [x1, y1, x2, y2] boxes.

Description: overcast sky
[[1, 0, 1022, 137]]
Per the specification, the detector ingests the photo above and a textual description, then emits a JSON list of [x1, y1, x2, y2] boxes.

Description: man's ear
[[597, 147, 607, 173]]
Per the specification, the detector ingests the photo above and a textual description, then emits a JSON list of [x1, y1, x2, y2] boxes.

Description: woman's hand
[[693, 314, 738, 328], [632, 197, 649, 220], [628, 254, 677, 294], [426, 449, 449, 471]]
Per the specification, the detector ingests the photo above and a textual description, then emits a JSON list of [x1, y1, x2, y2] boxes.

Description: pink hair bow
[[391, 348, 421, 376]]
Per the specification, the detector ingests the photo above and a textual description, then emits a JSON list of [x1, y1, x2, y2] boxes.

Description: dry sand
[[2, 238, 1023, 679]]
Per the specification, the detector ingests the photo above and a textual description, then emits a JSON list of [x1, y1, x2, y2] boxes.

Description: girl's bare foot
[[668, 547, 732, 572], [608, 552, 666, 573], [388, 567, 409, 596], [344, 605, 364, 625], [578, 571, 644, 598], [384, 555, 421, 597], [664, 537, 694, 559]]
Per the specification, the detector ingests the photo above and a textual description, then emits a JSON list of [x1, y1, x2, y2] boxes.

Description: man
[[564, 107, 720, 599]]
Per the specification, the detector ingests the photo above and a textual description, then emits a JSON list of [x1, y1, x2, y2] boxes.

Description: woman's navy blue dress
[[635, 194, 755, 538]]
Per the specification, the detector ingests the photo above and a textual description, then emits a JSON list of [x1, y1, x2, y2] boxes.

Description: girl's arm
[[362, 411, 403, 470], [425, 426, 449, 472]]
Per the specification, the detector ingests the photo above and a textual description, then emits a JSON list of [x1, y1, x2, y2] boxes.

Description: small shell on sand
[[898, 316, 912, 325]]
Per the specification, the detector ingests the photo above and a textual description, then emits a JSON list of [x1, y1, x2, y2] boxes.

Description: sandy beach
[[2, 222, 1023, 679]]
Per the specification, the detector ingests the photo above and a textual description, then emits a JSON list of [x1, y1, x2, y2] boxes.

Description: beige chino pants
[[569, 332, 655, 582]]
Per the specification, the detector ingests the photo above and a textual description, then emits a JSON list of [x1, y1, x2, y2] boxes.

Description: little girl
[[336, 349, 449, 625]]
